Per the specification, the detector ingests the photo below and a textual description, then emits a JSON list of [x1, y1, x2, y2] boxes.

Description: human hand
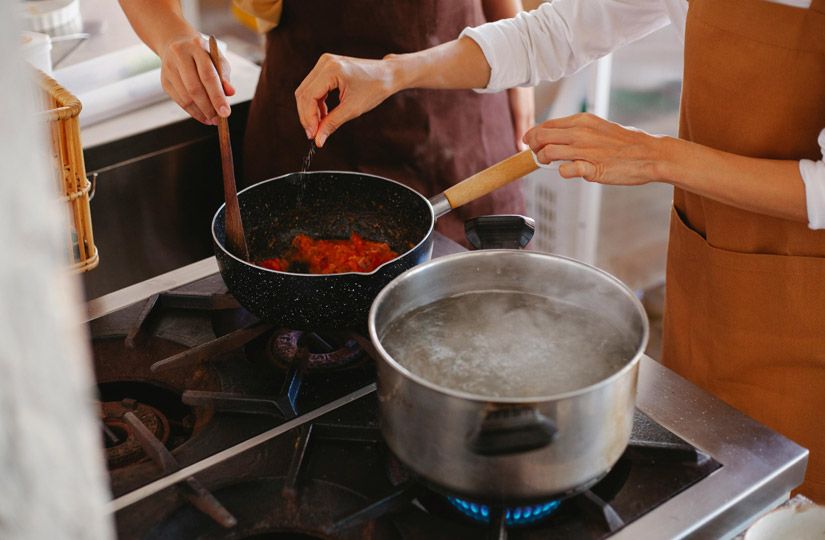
[[295, 53, 400, 147], [523, 113, 665, 185], [159, 34, 235, 125], [508, 87, 535, 151]]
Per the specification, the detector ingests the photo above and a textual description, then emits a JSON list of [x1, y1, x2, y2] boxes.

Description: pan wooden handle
[[209, 35, 249, 261], [443, 149, 538, 210]]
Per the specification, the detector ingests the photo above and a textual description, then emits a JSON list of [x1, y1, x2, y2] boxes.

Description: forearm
[[388, 37, 492, 93], [482, 0, 522, 21], [388, 0, 523, 94], [118, 0, 199, 55], [119, 0, 233, 124], [659, 137, 808, 223]]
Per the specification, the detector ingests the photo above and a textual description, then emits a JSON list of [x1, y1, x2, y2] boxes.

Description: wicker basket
[[35, 69, 99, 272]]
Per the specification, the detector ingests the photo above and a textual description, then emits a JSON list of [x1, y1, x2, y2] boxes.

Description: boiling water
[[380, 291, 638, 398]]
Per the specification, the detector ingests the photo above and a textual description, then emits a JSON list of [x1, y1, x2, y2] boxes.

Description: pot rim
[[368, 250, 650, 403], [211, 170, 435, 277]]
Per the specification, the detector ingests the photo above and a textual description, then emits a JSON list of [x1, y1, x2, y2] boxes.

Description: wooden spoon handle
[[208, 36, 249, 261], [443, 149, 538, 210]]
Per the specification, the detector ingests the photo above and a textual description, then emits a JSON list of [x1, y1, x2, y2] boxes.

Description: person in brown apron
[[662, 0, 825, 501], [292, 0, 825, 501], [119, 1, 528, 245], [516, 0, 825, 500], [242, 1, 525, 244]]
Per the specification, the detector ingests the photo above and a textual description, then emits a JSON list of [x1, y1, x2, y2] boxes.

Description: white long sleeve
[[461, 0, 825, 230], [460, 0, 680, 92], [800, 130, 825, 230]]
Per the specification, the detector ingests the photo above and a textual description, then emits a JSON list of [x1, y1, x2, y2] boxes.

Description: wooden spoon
[[208, 35, 249, 261]]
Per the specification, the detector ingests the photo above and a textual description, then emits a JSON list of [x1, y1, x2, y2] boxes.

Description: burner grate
[[103, 278, 728, 540], [126, 291, 240, 349], [121, 410, 237, 529]]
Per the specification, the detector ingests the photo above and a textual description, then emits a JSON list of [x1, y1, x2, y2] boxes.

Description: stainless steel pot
[[368, 250, 649, 501]]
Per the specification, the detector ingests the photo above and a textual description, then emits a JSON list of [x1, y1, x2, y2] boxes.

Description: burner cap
[[269, 330, 364, 372], [101, 400, 170, 468], [97, 381, 199, 469]]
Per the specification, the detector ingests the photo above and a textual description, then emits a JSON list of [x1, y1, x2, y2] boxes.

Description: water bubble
[[381, 291, 636, 398]]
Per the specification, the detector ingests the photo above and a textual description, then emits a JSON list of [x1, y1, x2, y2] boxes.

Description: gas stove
[[85, 232, 807, 539]]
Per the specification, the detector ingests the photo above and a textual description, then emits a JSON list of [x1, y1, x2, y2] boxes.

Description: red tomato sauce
[[257, 233, 399, 274]]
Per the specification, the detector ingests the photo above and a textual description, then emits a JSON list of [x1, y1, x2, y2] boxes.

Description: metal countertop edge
[[85, 257, 220, 322], [613, 356, 809, 539], [106, 383, 377, 513]]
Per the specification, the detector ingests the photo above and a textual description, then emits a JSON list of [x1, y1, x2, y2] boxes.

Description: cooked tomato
[[256, 232, 398, 274]]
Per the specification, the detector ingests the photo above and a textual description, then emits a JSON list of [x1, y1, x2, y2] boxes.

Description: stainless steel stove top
[[86, 234, 808, 539]]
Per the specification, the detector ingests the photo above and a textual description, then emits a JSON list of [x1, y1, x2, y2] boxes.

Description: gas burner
[[269, 330, 364, 372], [92, 336, 221, 478], [208, 303, 366, 373], [97, 381, 200, 469], [446, 497, 561, 527], [145, 478, 401, 539], [101, 399, 170, 468], [379, 439, 633, 536]]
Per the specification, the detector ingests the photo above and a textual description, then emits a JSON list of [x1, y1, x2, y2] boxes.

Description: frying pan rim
[[211, 170, 435, 277], [368, 249, 650, 403]]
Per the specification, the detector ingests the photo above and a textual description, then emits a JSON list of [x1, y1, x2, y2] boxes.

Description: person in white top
[[459, 0, 825, 228], [295, 0, 825, 230], [295, 0, 825, 502]]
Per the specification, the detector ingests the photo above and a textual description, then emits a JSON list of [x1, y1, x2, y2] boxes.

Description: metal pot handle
[[469, 408, 557, 456], [464, 215, 535, 250]]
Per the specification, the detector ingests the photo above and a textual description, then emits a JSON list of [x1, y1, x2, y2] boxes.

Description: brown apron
[[663, 0, 825, 501], [243, 0, 524, 245]]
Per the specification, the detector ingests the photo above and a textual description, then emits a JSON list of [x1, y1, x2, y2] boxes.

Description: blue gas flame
[[447, 496, 561, 526]]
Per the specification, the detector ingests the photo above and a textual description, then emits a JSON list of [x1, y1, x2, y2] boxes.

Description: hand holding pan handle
[[429, 149, 561, 218]]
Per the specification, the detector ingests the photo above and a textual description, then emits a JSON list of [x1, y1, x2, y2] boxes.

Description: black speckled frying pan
[[212, 150, 538, 330]]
